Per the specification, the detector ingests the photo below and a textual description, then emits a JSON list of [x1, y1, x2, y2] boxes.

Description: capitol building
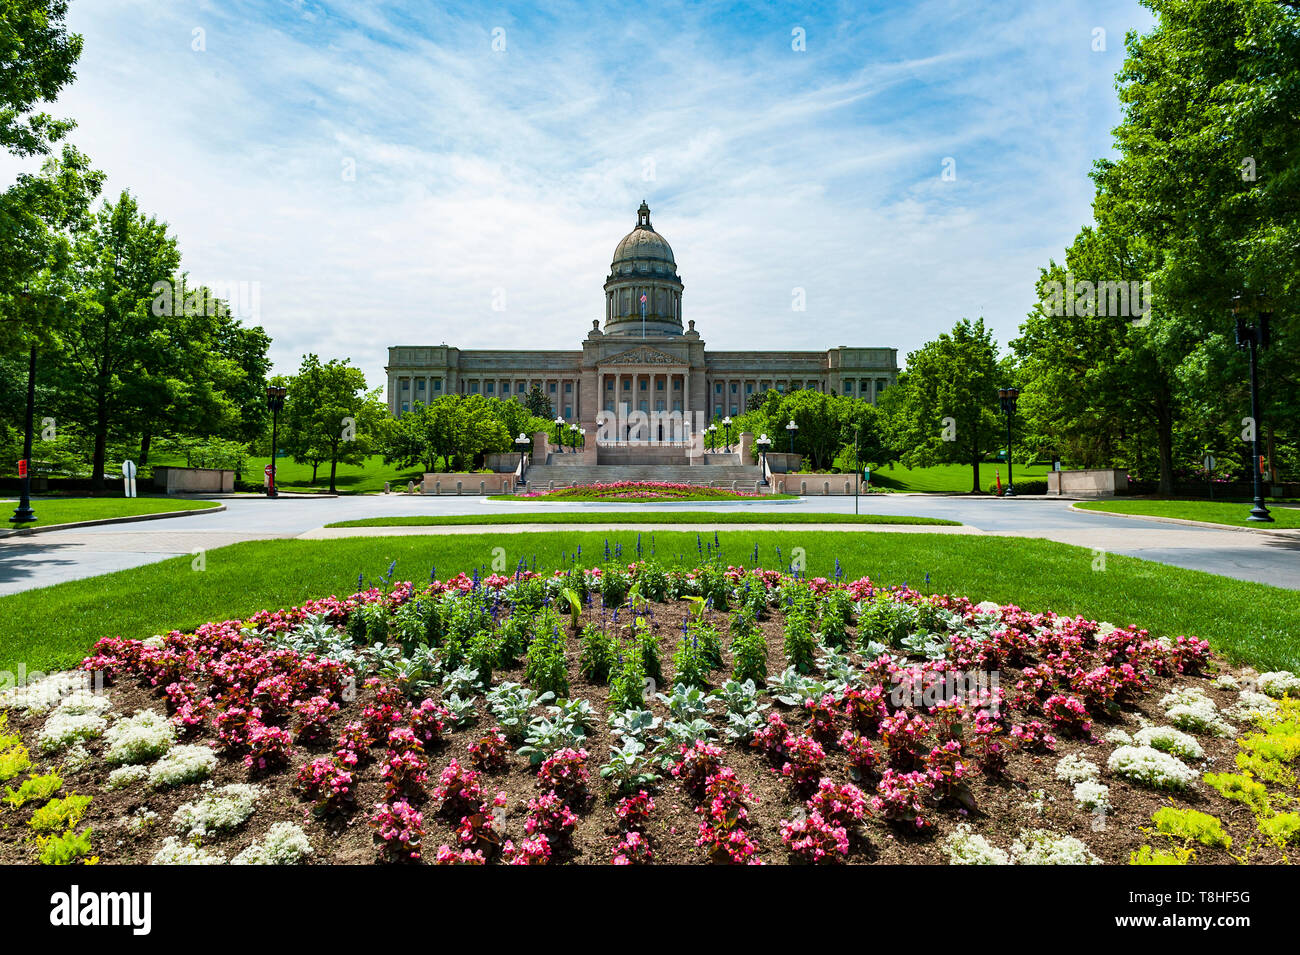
[[385, 201, 898, 443]]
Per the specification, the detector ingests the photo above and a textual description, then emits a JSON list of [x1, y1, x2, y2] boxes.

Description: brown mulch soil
[[0, 600, 1280, 865]]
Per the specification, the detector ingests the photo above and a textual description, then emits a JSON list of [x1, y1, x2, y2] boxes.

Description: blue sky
[[2, 0, 1156, 388]]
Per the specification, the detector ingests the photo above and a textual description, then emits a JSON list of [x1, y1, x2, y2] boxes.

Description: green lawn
[[147, 452, 428, 494], [325, 512, 960, 528], [1, 496, 218, 528], [1075, 499, 1300, 529], [2, 530, 1297, 675], [866, 461, 1052, 493]]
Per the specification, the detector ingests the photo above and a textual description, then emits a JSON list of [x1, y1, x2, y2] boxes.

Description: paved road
[[2, 494, 1298, 596]]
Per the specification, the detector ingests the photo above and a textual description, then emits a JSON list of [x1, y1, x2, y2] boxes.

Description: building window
[[655, 400, 665, 412], [639, 400, 648, 412], [745, 383, 753, 394], [730, 383, 738, 394], [564, 405, 572, 419], [400, 380, 409, 391], [777, 383, 785, 392], [673, 380, 680, 390], [623, 380, 631, 391], [416, 380, 425, 392], [401, 402, 410, 412], [518, 382, 526, 393], [672, 400, 682, 412], [549, 383, 557, 393], [714, 383, 722, 394], [470, 381, 479, 394], [639, 380, 647, 391], [730, 405, 738, 416], [606, 379, 614, 390], [434, 379, 442, 392], [565, 382, 573, 393], [486, 382, 495, 394], [656, 380, 664, 391], [714, 404, 722, 418]]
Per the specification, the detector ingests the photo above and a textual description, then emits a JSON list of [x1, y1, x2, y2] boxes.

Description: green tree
[[885, 318, 1002, 493], [523, 384, 552, 419], [54, 190, 179, 487], [280, 354, 385, 492], [0, 0, 82, 158]]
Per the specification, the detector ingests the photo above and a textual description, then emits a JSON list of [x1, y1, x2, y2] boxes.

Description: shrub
[[1055, 754, 1100, 785], [467, 728, 511, 772], [4, 770, 62, 808], [780, 811, 849, 863], [782, 612, 816, 674], [673, 630, 710, 688], [108, 764, 150, 789], [1130, 844, 1192, 865], [1107, 746, 1198, 791], [578, 624, 617, 683], [232, 822, 314, 864], [608, 647, 647, 712], [36, 826, 95, 865], [1072, 781, 1111, 814], [1134, 725, 1204, 761], [173, 783, 262, 838], [729, 613, 768, 684], [943, 824, 1009, 865], [296, 757, 356, 814], [0, 744, 32, 783], [1008, 829, 1101, 865], [1151, 807, 1230, 850], [524, 626, 570, 698], [149, 744, 218, 788], [28, 793, 92, 835], [1257, 671, 1300, 699], [1203, 771, 1270, 815], [372, 799, 424, 862], [1258, 812, 1300, 848], [537, 748, 590, 803], [152, 836, 225, 865]]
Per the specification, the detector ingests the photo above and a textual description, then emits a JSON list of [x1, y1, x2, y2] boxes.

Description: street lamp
[[578, 427, 586, 454], [568, 423, 578, 453], [756, 433, 771, 485], [514, 432, 531, 485], [1234, 294, 1274, 522], [722, 415, 732, 453], [554, 416, 565, 453], [785, 418, 798, 454], [998, 387, 1020, 497], [265, 385, 287, 498], [9, 289, 36, 525], [706, 422, 717, 452]]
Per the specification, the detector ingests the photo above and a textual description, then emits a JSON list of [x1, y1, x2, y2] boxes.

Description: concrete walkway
[[2, 494, 1298, 595]]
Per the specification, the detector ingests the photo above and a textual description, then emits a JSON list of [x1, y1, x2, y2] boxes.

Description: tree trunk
[[971, 452, 981, 494], [139, 431, 151, 466], [92, 388, 109, 490], [311, 462, 318, 484], [329, 455, 339, 494], [1155, 403, 1174, 497]]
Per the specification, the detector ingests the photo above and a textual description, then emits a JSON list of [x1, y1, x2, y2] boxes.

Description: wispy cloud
[[2, 0, 1155, 385]]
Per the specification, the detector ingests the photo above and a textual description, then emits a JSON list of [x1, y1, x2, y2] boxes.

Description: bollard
[[456, 481, 462, 496]]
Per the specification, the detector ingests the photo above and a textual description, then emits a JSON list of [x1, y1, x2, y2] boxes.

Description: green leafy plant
[[578, 624, 617, 683], [36, 826, 95, 865], [608, 646, 647, 712], [1151, 806, 1231, 850], [28, 793, 92, 835], [524, 625, 570, 698], [4, 770, 63, 809], [782, 612, 817, 674]]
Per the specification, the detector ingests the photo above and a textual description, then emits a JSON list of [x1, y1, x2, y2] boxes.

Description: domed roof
[[611, 201, 676, 274]]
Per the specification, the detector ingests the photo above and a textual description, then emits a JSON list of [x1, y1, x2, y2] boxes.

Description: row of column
[[599, 369, 690, 415]]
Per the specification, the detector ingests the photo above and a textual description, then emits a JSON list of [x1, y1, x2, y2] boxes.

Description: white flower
[[173, 783, 261, 838], [0, 671, 88, 715], [1257, 671, 1300, 699], [1107, 745, 1198, 791], [152, 836, 225, 865], [1103, 728, 1133, 746], [1213, 674, 1240, 690], [108, 764, 151, 789], [232, 823, 313, 865], [1072, 780, 1111, 813], [38, 710, 107, 753], [1166, 700, 1235, 738], [104, 709, 175, 765], [1229, 690, 1278, 721], [1134, 725, 1204, 761], [942, 824, 1008, 865], [1009, 829, 1101, 865], [1055, 753, 1100, 785], [149, 745, 217, 788]]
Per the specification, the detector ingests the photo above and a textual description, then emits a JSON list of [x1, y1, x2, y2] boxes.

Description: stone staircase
[[523, 463, 763, 489]]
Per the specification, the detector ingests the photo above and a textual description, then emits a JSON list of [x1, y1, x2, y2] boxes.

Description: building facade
[[386, 202, 898, 439]]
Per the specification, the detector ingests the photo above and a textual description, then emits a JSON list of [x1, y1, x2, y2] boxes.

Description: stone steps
[[524, 464, 763, 488]]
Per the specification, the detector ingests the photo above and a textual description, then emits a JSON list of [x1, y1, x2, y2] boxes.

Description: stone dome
[[610, 201, 676, 275], [603, 201, 684, 338]]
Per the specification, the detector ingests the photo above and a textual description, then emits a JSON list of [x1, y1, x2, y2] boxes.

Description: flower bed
[[509, 481, 770, 502], [1, 560, 1296, 865]]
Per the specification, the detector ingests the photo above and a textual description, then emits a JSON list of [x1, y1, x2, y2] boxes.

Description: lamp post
[[785, 418, 798, 454], [722, 415, 732, 453], [706, 422, 716, 452], [265, 384, 287, 498], [998, 387, 1019, 497], [553, 416, 565, 453], [756, 433, 771, 485], [578, 427, 586, 454], [514, 432, 531, 486], [568, 423, 578, 453], [9, 289, 35, 525], [1234, 294, 1274, 523]]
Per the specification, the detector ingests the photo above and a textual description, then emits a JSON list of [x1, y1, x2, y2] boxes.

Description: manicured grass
[[1, 496, 218, 528], [2, 531, 1297, 675], [495, 481, 795, 503], [324, 512, 960, 528], [149, 452, 428, 494], [867, 461, 1052, 493], [1076, 499, 1300, 529]]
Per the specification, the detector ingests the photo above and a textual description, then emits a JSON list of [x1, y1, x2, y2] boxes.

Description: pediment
[[602, 345, 683, 366]]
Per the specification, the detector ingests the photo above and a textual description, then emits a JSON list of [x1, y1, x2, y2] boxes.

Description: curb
[[1068, 502, 1300, 536], [0, 503, 226, 538]]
